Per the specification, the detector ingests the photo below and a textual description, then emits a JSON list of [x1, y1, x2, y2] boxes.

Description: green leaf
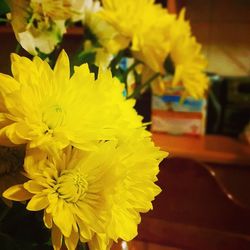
[[77, 51, 96, 65]]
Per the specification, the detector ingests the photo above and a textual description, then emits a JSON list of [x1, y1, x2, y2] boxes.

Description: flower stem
[[128, 72, 161, 99], [0, 18, 8, 23], [125, 60, 141, 80], [15, 43, 21, 54], [109, 50, 124, 71], [126, 60, 141, 75]]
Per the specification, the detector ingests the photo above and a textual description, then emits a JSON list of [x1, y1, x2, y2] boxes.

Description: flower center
[[42, 104, 65, 130], [27, 5, 51, 31], [29, 1, 74, 24], [56, 170, 88, 203]]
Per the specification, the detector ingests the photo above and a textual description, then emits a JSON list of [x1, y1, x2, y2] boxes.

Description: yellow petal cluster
[[81, 2, 125, 69], [100, 0, 175, 73], [169, 10, 209, 98], [0, 50, 145, 154], [0, 50, 166, 249], [7, 0, 90, 54], [4, 138, 166, 250], [98, 1, 208, 98], [8, 0, 65, 54]]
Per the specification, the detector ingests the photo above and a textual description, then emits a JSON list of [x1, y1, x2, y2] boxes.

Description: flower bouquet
[[0, 0, 208, 249]]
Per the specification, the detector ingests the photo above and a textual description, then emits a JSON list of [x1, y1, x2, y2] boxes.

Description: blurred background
[[0, 1, 250, 249]]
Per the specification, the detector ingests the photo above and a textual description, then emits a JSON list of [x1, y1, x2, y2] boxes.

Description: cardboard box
[[151, 93, 207, 136]]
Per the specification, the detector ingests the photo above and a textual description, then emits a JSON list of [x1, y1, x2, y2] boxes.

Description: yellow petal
[[27, 193, 49, 211], [77, 217, 93, 241], [0, 73, 20, 93], [3, 184, 33, 201], [53, 200, 74, 237], [64, 228, 79, 250], [5, 123, 28, 144], [52, 223, 63, 250], [88, 233, 113, 250], [43, 211, 53, 229], [24, 180, 45, 194], [0, 125, 18, 147], [10, 53, 37, 84], [54, 50, 70, 82]]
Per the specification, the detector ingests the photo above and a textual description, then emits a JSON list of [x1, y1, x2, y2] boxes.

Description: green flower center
[[56, 170, 88, 203], [43, 105, 65, 130]]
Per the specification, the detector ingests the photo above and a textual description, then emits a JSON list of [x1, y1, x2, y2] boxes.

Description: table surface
[[112, 240, 181, 250], [152, 132, 250, 165]]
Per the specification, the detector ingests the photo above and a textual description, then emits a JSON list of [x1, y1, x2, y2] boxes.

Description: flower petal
[[3, 184, 33, 201], [0, 73, 20, 94], [52, 223, 63, 250], [43, 211, 53, 229], [27, 193, 49, 211], [54, 50, 70, 82], [64, 228, 79, 250], [88, 233, 113, 250], [53, 200, 74, 237], [11, 53, 37, 84], [24, 180, 45, 194]]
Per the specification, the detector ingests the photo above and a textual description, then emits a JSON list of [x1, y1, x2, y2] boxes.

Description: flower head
[[7, 0, 69, 54], [3, 136, 166, 250], [0, 50, 145, 154], [79, 1, 125, 69], [100, 0, 175, 73], [169, 10, 209, 98], [7, 0, 92, 54]]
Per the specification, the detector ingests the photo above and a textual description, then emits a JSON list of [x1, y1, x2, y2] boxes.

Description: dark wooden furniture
[[136, 133, 250, 250]]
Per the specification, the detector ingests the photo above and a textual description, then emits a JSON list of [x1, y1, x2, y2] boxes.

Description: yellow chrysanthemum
[[169, 10, 209, 98], [4, 136, 166, 250], [7, 0, 69, 55], [0, 145, 26, 206], [100, 0, 175, 73], [0, 50, 145, 154], [81, 2, 126, 69], [8, 0, 92, 54]]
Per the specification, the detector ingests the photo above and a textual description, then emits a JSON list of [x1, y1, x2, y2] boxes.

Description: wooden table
[[131, 133, 250, 250], [112, 240, 180, 250], [152, 132, 250, 165]]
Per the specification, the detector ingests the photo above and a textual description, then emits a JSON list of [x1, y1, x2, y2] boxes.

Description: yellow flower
[[100, 0, 175, 73], [169, 10, 209, 98], [0, 50, 145, 154], [0, 145, 26, 206], [8, 0, 68, 55], [83, 4, 125, 68], [3, 137, 167, 250]]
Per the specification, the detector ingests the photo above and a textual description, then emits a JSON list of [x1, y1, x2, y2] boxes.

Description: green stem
[[15, 43, 21, 54], [128, 72, 161, 99], [0, 18, 8, 23], [109, 50, 124, 70], [123, 60, 141, 95], [125, 61, 141, 76]]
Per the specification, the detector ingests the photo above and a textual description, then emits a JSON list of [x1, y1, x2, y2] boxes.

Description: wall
[[186, 0, 250, 77]]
